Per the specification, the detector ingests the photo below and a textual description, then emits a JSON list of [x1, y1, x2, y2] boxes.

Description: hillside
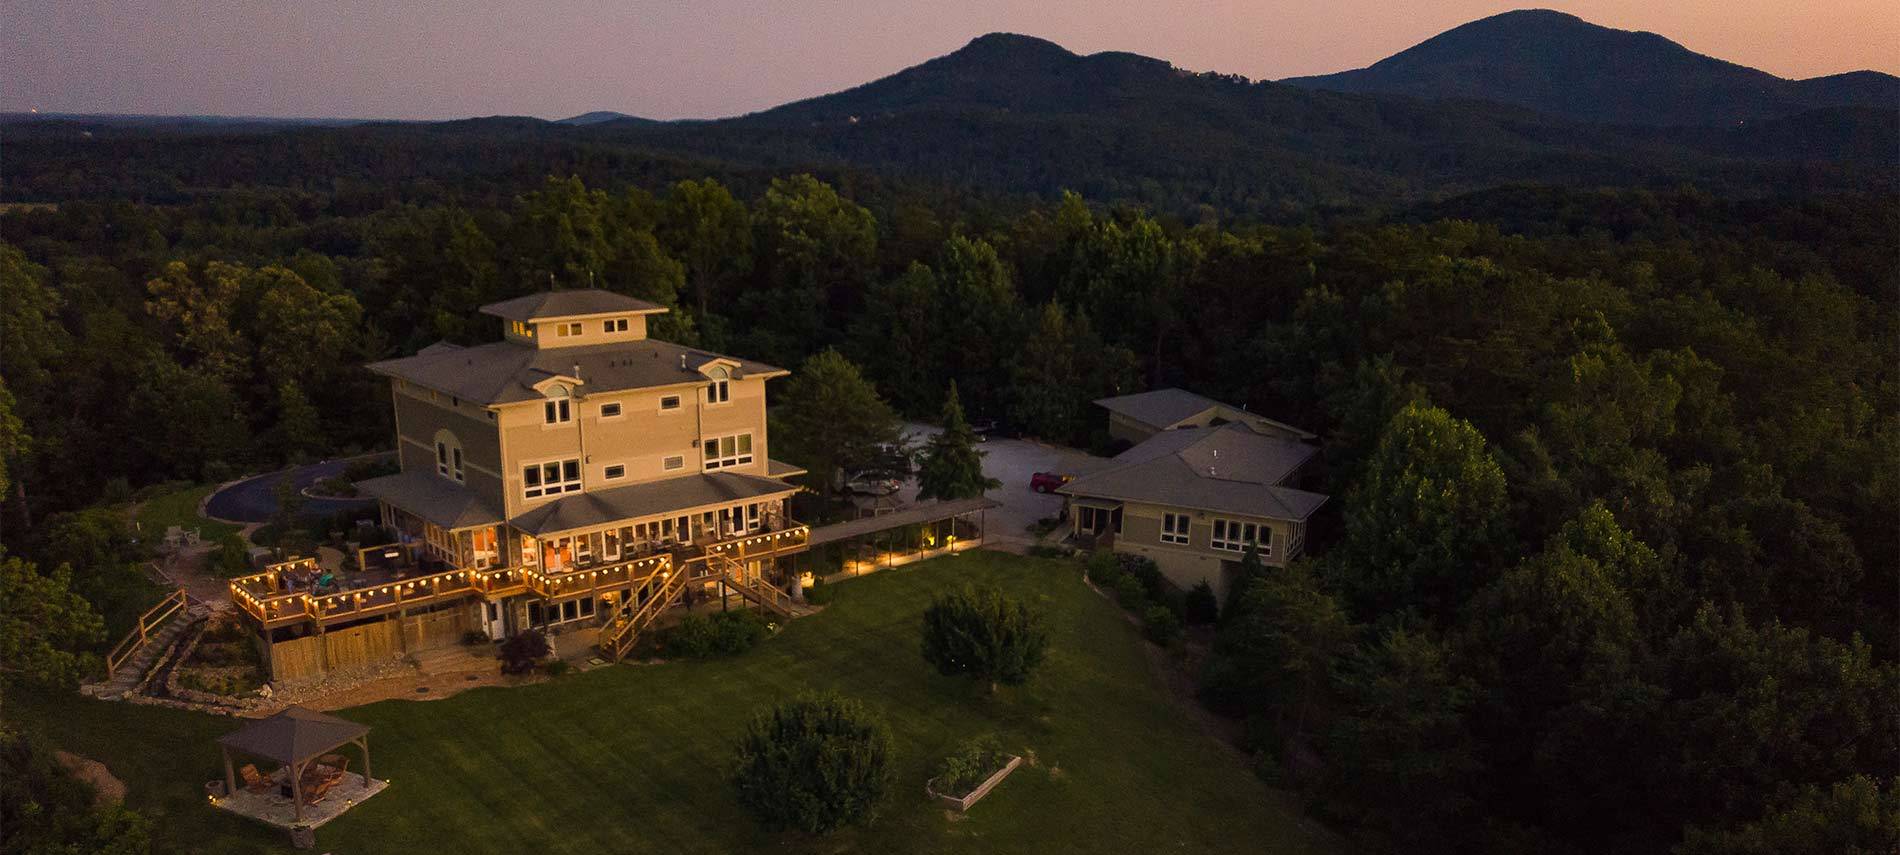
[[1282, 9, 1900, 126], [3, 30, 1893, 215]]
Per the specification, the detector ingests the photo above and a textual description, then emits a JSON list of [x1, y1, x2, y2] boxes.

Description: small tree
[[0, 557, 107, 690], [916, 382, 1001, 502], [498, 630, 549, 674], [920, 585, 1049, 692], [731, 692, 894, 833], [771, 349, 903, 498]]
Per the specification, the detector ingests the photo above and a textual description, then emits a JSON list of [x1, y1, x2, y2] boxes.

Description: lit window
[[1161, 513, 1190, 545], [659, 395, 681, 411], [555, 322, 583, 337], [601, 402, 622, 418], [702, 433, 753, 470], [604, 464, 625, 480], [524, 458, 582, 499]]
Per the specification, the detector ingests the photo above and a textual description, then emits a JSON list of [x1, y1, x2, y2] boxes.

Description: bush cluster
[[803, 576, 835, 605], [668, 610, 771, 658], [1087, 551, 1188, 646], [498, 630, 549, 674]]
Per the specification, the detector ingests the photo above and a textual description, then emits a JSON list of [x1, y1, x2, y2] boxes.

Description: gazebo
[[217, 706, 375, 824]]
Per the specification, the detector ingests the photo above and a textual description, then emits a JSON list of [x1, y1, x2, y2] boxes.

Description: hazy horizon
[[6, 1, 1896, 122]]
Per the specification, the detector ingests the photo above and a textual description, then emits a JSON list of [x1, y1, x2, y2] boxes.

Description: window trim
[[1160, 512, 1191, 545], [658, 394, 682, 412], [603, 464, 626, 480], [706, 379, 730, 405], [662, 455, 685, 471], [544, 396, 572, 425], [603, 318, 629, 333], [701, 432, 754, 470], [1211, 518, 1269, 555], [522, 457, 583, 500], [600, 401, 623, 419]]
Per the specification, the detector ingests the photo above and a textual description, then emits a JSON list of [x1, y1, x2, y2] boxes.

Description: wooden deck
[[230, 524, 811, 631]]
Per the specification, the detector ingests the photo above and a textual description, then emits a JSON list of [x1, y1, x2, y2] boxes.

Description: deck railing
[[230, 523, 811, 629]]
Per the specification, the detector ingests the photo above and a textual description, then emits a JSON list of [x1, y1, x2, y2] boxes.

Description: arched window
[[705, 366, 730, 404], [543, 384, 572, 424], [434, 430, 464, 483]]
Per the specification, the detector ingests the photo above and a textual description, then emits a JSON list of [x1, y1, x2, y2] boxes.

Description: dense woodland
[[1, 118, 1896, 854]]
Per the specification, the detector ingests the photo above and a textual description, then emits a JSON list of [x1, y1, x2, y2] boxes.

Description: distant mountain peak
[[555, 110, 651, 126], [1282, 8, 1899, 126]]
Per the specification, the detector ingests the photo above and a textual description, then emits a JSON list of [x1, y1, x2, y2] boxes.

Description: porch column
[[222, 746, 236, 796], [357, 736, 372, 786], [290, 759, 305, 823]]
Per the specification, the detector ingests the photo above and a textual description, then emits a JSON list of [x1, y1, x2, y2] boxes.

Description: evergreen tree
[[771, 349, 903, 497], [916, 382, 1000, 502]]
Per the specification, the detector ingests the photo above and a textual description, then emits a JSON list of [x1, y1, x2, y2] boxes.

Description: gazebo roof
[[217, 706, 369, 765]]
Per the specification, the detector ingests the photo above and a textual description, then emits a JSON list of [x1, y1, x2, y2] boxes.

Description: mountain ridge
[[1281, 9, 1899, 126]]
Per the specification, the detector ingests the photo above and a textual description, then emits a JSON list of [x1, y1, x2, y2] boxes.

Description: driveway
[[899, 424, 1112, 550], [203, 455, 385, 523]]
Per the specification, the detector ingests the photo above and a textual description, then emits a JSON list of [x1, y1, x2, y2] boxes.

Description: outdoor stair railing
[[598, 566, 691, 661], [707, 553, 796, 617], [104, 587, 191, 674]]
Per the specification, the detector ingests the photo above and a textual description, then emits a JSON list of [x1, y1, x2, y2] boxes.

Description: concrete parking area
[[898, 424, 1112, 550]]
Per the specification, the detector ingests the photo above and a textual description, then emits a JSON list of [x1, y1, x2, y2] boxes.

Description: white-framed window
[[600, 402, 622, 418], [705, 366, 731, 405], [433, 430, 464, 483], [554, 321, 583, 337], [604, 464, 626, 480], [1160, 512, 1191, 545], [1212, 519, 1269, 554], [746, 502, 761, 531], [663, 455, 684, 471], [523, 458, 582, 499], [543, 385, 572, 424], [604, 318, 629, 333], [702, 433, 753, 470], [659, 394, 681, 412]]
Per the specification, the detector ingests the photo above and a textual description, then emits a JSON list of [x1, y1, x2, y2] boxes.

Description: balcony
[[228, 524, 809, 630]]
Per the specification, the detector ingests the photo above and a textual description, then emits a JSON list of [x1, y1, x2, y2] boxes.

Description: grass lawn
[[136, 483, 241, 543], [10, 551, 1339, 854]]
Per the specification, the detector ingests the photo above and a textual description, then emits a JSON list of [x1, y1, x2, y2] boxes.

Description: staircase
[[707, 553, 796, 618], [85, 589, 212, 700], [597, 567, 691, 661]]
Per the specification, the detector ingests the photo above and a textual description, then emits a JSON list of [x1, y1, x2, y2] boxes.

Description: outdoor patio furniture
[[316, 753, 350, 774], [239, 764, 274, 794]]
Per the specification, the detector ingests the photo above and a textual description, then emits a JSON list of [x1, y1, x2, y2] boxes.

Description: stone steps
[[83, 604, 213, 700]]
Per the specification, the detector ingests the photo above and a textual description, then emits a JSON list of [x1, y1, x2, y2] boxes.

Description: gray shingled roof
[[1094, 388, 1315, 438], [510, 471, 800, 536], [218, 706, 368, 765], [479, 289, 666, 322], [1058, 423, 1329, 521], [355, 470, 503, 530], [366, 338, 786, 406]]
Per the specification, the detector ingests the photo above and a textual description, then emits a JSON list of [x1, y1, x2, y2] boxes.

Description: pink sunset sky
[[5, 1, 1895, 120]]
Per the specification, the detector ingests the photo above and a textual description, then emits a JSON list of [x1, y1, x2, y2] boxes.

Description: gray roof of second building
[[479, 289, 666, 322], [1058, 423, 1329, 521], [1094, 388, 1315, 438], [366, 338, 786, 406], [510, 471, 801, 536], [355, 470, 503, 530]]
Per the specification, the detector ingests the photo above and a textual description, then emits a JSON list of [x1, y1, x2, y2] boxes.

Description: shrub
[[731, 692, 894, 833], [207, 535, 252, 577], [920, 585, 1050, 692], [670, 610, 771, 658], [932, 734, 1011, 797], [1143, 605, 1183, 646], [544, 659, 570, 677], [1117, 554, 1167, 600], [498, 630, 549, 674], [1026, 544, 1072, 559], [1084, 550, 1121, 584], [803, 576, 835, 605], [1110, 573, 1149, 610], [460, 630, 490, 646], [1185, 581, 1220, 625]]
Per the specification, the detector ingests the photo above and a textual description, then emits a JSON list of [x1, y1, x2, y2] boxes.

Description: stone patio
[[211, 770, 389, 830]]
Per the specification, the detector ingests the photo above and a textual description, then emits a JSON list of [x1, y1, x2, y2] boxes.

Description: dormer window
[[604, 318, 629, 333], [543, 384, 573, 424], [705, 366, 731, 405]]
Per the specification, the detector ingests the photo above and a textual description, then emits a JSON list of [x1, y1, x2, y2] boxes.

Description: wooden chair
[[239, 764, 274, 794]]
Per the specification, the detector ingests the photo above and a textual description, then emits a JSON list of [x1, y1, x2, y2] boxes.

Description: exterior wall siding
[[392, 381, 509, 514], [1077, 497, 1296, 600], [529, 314, 649, 348]]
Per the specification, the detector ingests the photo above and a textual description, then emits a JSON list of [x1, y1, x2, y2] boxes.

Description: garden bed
[[925, 735, 1023, 812]]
